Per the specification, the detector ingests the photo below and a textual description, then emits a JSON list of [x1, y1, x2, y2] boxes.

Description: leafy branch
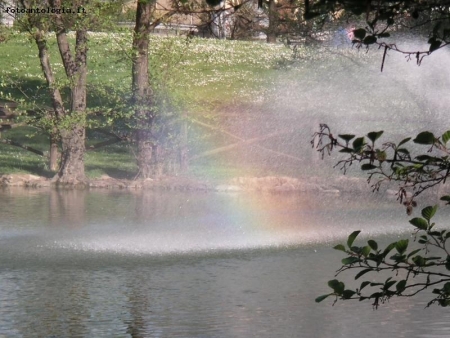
[[316, 205, 450, 309], [311, 124, 450, 213]]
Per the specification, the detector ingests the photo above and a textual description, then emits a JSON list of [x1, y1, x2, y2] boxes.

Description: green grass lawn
[[0, 31, 292, 111]]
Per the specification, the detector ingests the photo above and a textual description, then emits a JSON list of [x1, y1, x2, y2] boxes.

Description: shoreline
[[0, 173, 377, 194]]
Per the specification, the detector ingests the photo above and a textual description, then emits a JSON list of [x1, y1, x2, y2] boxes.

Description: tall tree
[[51, 1, 87, 184], [131, 0, 189, 178], [132, 0, 155, 179], [19, 0, 89, 184], [266, 0, 278, 43]]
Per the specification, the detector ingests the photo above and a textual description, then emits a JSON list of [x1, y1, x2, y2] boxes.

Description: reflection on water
[[0, 188, 449, 337]]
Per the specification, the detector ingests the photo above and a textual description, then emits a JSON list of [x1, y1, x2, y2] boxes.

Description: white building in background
[[1, 0, 16, 27]]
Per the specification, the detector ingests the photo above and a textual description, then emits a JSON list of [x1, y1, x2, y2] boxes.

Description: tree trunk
[[267, 0, 278, 43], [136, 129, 153, 178], [132, 0, 155, 179], [56, 125, 85, 183], [53, 29, 87, 185], [31, 26, 67, 174], [49, 132, 59, 172]]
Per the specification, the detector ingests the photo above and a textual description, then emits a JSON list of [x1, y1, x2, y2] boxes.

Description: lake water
[[0, 188, 449, 337]]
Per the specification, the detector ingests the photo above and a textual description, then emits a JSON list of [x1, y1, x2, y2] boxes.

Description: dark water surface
[[0, 188, 448, 337]]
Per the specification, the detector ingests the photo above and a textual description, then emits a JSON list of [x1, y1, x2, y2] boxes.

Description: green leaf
[[415, 155, 433, 162], [390, 253, 406, 263], [382, 242, 397, 257], [342, 256, 360, 265], [441, 196, 450, 205], [378, 32, 390, 38], [395, 239, 409, 254], [367, 131, 383, 143], [333, 244, 346, 252], [396, 280, 407, 293], [424, 256, 441, 261], [315, 294, 331, 303], [361, 246, 371, 257], [353, 28, 366, 40], [398, 137, 411, 147], [363, 35, 377, 45], [421, 205, 437, 221], [409, 217, 428, 230], [442, 131, 450, 145], [342, 290, 356, 299], [360, 281, 370, 291], [407, 248, 422, 258], [396, 148, 409, 155], [413, 131, 436, 145], [412, 255, 426, 267], [347, 230, 361, 248], [384, 280, 396, 290], [361, 163, 377, 171], [355, 268, 372, 280], [368, 240, 378, 251], [338, 134, 355, 142], [439, 299, 450, 307], [352, 137, 365, 152], [430, 40, 442, 53], [444, 282, 450, 294], [339, 148, 354, 153], [445, 258, 450, 271], [328, 279, 345, 294]]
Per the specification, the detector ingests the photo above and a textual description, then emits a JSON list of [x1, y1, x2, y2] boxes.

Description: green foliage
[[367, 131, 383, 144], [313, 125, 450, 309], [352, 29, 366, 40], [413, 131, 436, 145], [316, 205, 450, 308], [362, 35, 377, 45], [312, 125, 450, 203]]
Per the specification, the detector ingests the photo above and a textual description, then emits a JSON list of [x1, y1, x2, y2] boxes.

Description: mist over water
[[215, 37, 450, 179], [1, 188, 450, 337], [0, 189, 410, 263]]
